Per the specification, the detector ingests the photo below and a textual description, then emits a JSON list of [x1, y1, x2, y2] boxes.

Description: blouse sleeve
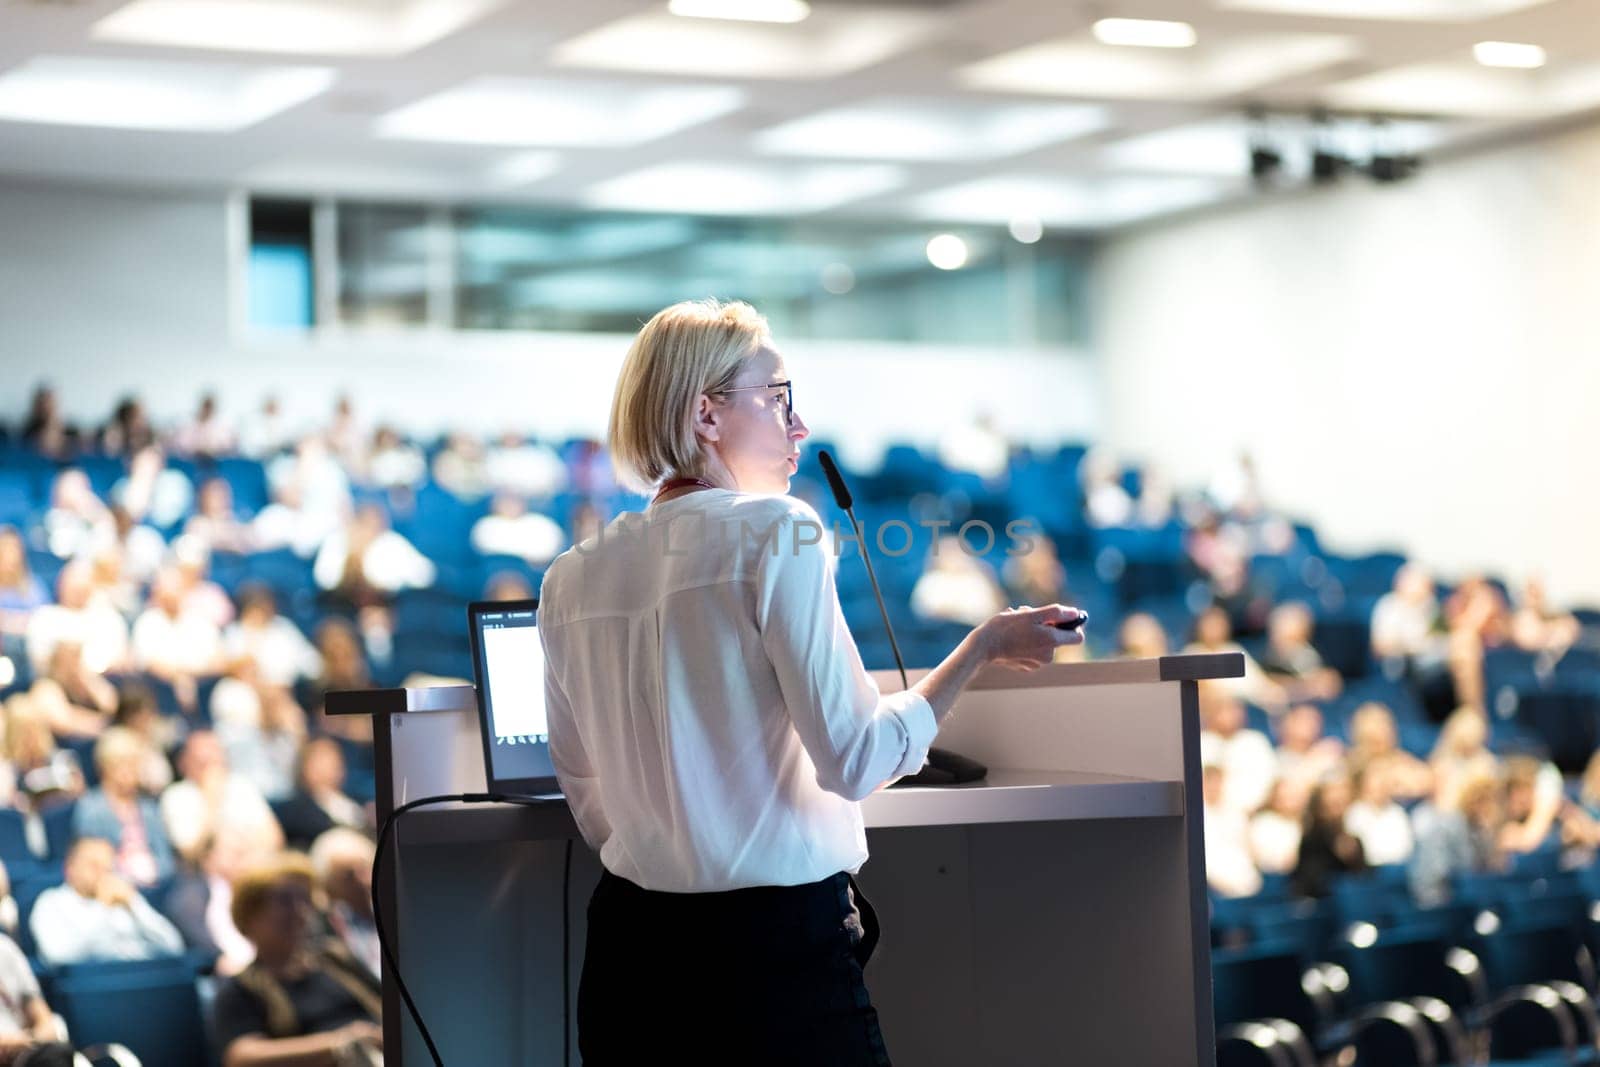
[[753, 504, 937, 802]]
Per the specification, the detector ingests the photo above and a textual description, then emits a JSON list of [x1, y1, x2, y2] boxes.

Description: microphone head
[[816, 449, 853, 510]]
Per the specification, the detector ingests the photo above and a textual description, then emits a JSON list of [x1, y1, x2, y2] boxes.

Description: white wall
[[1095, 123, 1600, 606], [0, 178, 1100, 472]]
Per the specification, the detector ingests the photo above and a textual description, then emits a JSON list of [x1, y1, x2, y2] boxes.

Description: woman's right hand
[[976, 605, 1086, 670]]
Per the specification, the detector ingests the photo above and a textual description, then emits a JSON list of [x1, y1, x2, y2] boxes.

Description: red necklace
[[652, 476, 719, 504]]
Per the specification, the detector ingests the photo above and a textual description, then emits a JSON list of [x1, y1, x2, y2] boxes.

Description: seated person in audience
[[1345, 761, 1415, 868], [936, 413, 1009, 482], [1442, 575, 1509, 711], [263, 438, 353, 554], [164, 833, 264, 977], [310, 829, 380, 980], [1510, 575, 1582, 657], [100, 504, 167, 589], [213, 855, 382, 1067], [359, 426, 426, 491], [132, 566, 224, 713], [910, 535, 1007, 629], [1498, 754, 1563, 855], [83, 538, 141, 619], [432, 432, 492, 501], [1134, 466, 1175, 528], [40, 468, 112, 562], [0, 694, 84, 808], [72, 727, 176, 887], [0, 861, 17, 938], [325, 395, 367, 473], [30, 641, 114, 738], [276, 739, 369, 852], [567, 500, 604, 547], [1429, 706, 1498, 811], [1347, 702, 1433, 801], [1184, 509, 1253, 614], [0, 927, 72, 1065], [0, 527, 48, 656], [1274, 704, 1344, 789], [1371, 564, 1458, 718], [304, 621, 374, 745], [1291, 774, 1367, 898], [224, 585, 323, 690], [1198, 685, 1277, 815], [1409, 773, 1505, 908], [239, 395, 292, 460], [24, 560, 129, 677], [1249, 778, 1308, 877], [162, 730, 284, 865], [1259, 602, 1342, 702], [1560, 748, 1600, 855], [486, 431, 567, 499], [171, 392, 237, 459], [111, 682, 176, 793], [1000, 533, 1067, 609], [1078, 448, 1132, 528], [1184, 606, 1287, 712], [1115, 612, 1169, 660], [252, 482, 337, 561], [99, 394, 155, 457], [113, 444, 193, 531], [470, 492, 566, 567], [21, 385, 69, 459], [29, 838, 185, 966], [1203, 765, 1262, 899], [185, 478, 258, 556], [211, 665, 307, 802], [313, 504, 436, 612], [174, 535, 237, 629], [482, 572, 535, 603]]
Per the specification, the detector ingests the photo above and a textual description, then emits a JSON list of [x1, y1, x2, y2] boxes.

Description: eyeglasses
[[712, 380, 794, 426]]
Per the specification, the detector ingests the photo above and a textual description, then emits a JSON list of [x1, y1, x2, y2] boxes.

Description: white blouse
[[539, 489, 937, 893]]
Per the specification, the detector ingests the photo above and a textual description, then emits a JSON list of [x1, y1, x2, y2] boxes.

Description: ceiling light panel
[[1091, 18, 1197, 49], [91, 0, 503, 57], [754, 98, 1108, 161], [1216, 0, 1550, 20], [668, 0, 811, 23], [376, 78, 744, 146], [584, 161, 905, 215], [550, 8, 936, 79], [0, 55, 333, 132], [1324, 60, 1600, 118], [913, 174, 1237, 228], [959, 32, 1360, 100]]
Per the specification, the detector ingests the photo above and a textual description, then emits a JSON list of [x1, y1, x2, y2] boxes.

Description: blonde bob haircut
[[608, 299, 771, 494]]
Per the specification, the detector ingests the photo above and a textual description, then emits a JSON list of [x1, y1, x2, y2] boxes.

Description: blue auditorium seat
[[215, 457, 269, 515], [41, 801, 76, 864], [47, 956, 211, 1067]]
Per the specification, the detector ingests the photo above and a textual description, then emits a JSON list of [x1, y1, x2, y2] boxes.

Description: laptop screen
[[468, 600, 558, 790]]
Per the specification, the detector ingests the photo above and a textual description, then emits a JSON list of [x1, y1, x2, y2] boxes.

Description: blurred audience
[[72, 727, 176, 887], [30, 838, 184, 966]]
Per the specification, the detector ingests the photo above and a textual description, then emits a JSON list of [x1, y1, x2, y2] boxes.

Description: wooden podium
[[328, 651, 1240, 1066]]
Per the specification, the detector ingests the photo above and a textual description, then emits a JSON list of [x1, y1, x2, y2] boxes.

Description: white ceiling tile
[[375, 78, 744, 147], [754, 98, 1108, 161], [0, 55, 333, 132]]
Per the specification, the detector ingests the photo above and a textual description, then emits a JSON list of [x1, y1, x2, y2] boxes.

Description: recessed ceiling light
[[0, 55, 333, 132], [1092, 18, 1197, 49], [376, 78, 744, 146], [584, 161, 904, 215], [668, 0, 811, 23], [1473, 41, 1547, 69], [91, 0, 502, 57], [1008, 216, 1044, 244], [755, 98, 1106, 161], [926, 234, 969, 270]]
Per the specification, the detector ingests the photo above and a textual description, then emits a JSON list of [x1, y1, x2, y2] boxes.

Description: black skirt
[[577, 868, 892, 1066]]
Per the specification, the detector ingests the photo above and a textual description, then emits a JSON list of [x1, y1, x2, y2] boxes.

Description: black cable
[[370, 791, 567, 1067]]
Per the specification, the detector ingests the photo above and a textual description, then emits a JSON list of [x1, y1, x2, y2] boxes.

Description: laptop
[[466, 598, 563, 798]]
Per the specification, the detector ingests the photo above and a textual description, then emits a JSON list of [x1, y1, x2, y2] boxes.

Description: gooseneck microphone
[[817, 449, 909, 692]]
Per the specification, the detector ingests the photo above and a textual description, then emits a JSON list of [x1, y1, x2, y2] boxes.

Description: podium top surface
[[325, 651, 1243, 717]]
